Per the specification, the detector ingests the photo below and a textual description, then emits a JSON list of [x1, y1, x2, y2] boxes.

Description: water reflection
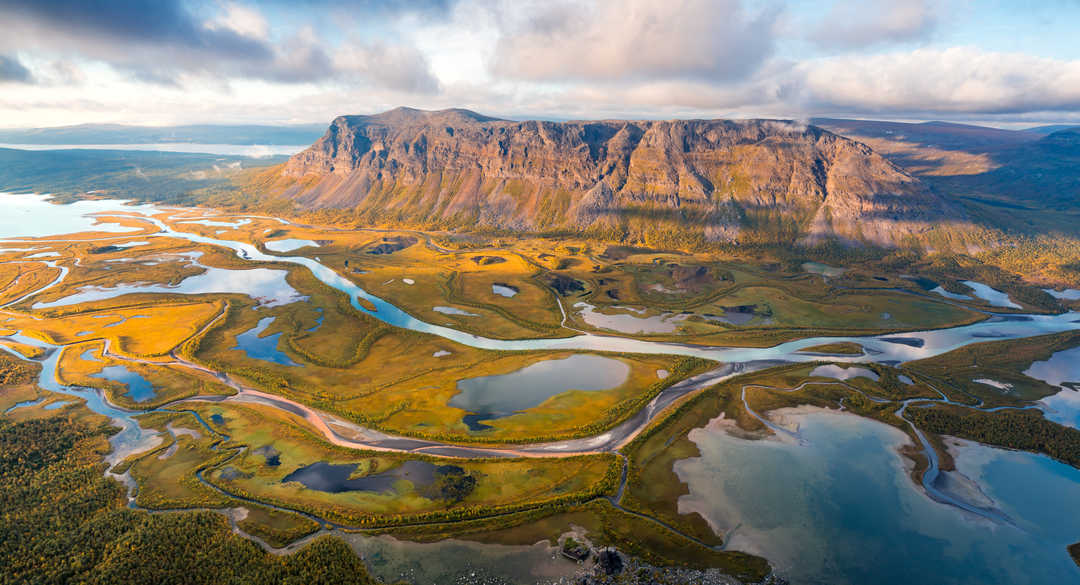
[[675, 410, 1080, 585]]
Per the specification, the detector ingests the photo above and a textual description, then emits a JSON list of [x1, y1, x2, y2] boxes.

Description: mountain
[[817, 117, 1080, 236], [812, 118, 1039, 154], [1023, 124, 1080, 136], [255, 107, 969, 248], [0, 123, 325, 145]]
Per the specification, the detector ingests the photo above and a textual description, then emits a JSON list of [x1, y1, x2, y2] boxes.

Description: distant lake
[[0, 143, 306, 157]]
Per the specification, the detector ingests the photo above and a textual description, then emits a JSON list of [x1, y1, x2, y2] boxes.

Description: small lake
[[265, 238, 319, 252], [232, 316, 299, 366], [433, 306, 478, 317], [282, 460, 439, 493], [675, 410, 1080, 585], [1025, 346, 1080, 429], [91, 364, 156, 402], [575, 302, 688, 334], [492, 283, 519, 298], [803, 262, 845, 278], [809, 364, 880, 381], [450, 354, 630, 430], [33, 265, 306, 309]]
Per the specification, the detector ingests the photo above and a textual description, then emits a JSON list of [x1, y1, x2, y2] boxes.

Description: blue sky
[[0, 0, 1078, 128]]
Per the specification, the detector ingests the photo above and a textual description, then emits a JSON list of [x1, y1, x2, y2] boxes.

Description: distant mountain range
[[252, 107, 972, 248], [0, 123, 325, 145]]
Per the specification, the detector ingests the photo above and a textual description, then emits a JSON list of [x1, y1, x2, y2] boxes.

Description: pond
[[574, 302, 688, 334], [433, 306, 478, 317], [91, 364, 156, 402], [282, 460, 439, 493], [809, 364, 880, 381], [231, 316, 299, 366], [492, 283, 519, 298], [675, 409, 1080, 585], [802, 262, 845, 278], [449, 354, 630, 430]]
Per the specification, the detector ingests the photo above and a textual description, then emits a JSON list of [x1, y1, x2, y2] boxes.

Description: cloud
[[490, 0, 780, 83], [808, 0, 937, 49], [0, 54, 32, 83], [792, 47, 1080, 115], [207, 1, 270, 41], [0, 0, 444, 91], [333, 41, 441, 93]]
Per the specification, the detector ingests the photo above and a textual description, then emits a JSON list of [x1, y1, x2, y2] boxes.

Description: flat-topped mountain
[[261, 107, 968, 247]]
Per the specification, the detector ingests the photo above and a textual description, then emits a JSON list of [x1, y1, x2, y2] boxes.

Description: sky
[[1, 0, 1079, 128]]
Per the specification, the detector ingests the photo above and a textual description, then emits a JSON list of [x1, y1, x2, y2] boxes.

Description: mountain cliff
[[262, 107, 968, 247]]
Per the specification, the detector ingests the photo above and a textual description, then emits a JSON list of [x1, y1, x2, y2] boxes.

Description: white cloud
[[206, 1, 270, 40], [809, 0, 937, 49], [793, 47, 1080, 115], [333, 41, 441, 94], [490, 0, 780, 83]]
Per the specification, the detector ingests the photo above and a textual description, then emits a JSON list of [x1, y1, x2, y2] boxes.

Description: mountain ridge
[[257, 108, 971, 248]]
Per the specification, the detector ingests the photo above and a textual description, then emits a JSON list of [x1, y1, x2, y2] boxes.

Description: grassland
[[905, 330, 1080, 405], [181, 401, 618, 526], [3, 203, 1078, 579]]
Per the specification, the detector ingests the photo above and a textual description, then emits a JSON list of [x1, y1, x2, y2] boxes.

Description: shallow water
[[0, 192, 154, 237], [574, 302, 687, 334], [231, 317, 299, 366], [450, 354, 629, 429], [675, 410, 1080, 585], [1044, 288, 1080, 301], [1025, 346, 1080, 428], [962, 281, 1021, 309], [808, 364, 879, 381], [92, 364, 156, 402], [492, 283, 518, 298], [33, 264, 306, 309], [433, 306, 478, 317], [265, 238, 319, 252]]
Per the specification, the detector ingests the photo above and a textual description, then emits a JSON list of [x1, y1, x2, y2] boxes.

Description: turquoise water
[[675, 411, 1080, 585]]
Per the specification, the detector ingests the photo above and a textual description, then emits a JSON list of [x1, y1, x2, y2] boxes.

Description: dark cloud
[[0, 0, 273, 60], [0, 0, 444, 92]]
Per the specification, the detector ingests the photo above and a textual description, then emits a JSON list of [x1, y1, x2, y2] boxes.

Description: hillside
[[253, 108, 970, 248]]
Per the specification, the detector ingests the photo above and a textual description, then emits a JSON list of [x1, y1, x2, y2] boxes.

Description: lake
[[675, 409, 1080, 585]]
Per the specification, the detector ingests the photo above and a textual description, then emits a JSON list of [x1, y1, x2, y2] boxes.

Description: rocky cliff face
[[272, 107, 967, 247]]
